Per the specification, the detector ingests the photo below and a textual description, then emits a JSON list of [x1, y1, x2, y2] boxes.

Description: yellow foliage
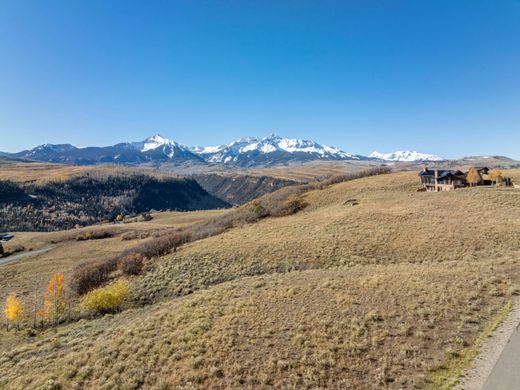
[[4, 292, 23, 323], [466, 167, 481, 185], [489, 170, 503, 183], [42, 272, 65, 321], [80, 280, 130, 314]]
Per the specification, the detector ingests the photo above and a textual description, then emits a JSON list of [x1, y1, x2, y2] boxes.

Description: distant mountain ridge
[[9, 135, 203, 165], [369, 150, 444, 162], [192, 134, 366, 167], [2, 134, 450, 166]]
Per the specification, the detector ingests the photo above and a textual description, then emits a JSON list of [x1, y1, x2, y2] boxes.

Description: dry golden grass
[[0, 210, 227, 329], [0, 161, 94, 183], [0, 161, 180, 183], [1, 169, 520, 389], [133, 171, 520, 302], [243, 160, 382, 181], [0, 263, 513, 389]]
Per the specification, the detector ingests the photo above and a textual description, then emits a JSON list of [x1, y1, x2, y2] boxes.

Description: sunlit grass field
[[1, 169, 520, 389]]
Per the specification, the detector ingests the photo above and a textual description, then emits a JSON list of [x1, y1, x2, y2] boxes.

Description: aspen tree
[[4, 292, 23, 331]]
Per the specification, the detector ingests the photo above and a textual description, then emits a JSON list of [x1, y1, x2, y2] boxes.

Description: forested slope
[[0, 172, 229, 231]]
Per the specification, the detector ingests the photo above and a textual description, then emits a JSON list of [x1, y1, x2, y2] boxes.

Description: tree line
[[0, 173, 228, 232]]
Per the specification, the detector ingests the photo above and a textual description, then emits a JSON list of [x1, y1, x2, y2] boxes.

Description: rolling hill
[[1, 170, 520, 388]]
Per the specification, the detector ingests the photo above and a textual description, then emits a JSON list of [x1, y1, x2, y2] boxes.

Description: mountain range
[[2, 134, 446, 167], [191, 134, 366, 167], [368, 150, 444, 162]]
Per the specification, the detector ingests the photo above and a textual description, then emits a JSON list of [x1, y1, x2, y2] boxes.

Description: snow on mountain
[[141, 134, 175, 152], [6, 133, 449, 167], [128, 134, 193, 158], [193, 134, 363, 166], [369, 150, 444, 162], [26, 144, 77, 156], [11, 135, 202, 165]]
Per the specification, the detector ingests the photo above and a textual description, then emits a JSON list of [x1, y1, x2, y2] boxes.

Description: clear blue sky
[[0, 1, 519, 158]]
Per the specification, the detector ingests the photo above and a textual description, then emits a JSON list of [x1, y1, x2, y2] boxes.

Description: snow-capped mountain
[[9, 135, 203, 165], [127, 134, 199, 161], [193, 134, 364, 167], [3, 133, 449, 167], [369, 150, 444, 162]]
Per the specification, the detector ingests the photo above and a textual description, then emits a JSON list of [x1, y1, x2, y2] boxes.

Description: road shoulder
[[457, 298, 520, 390]]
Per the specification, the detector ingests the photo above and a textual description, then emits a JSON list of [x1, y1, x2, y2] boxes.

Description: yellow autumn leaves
[[3, 272, 66, 331], [3, 273, 130, 330], [80, 279, 129, 314], [4, 293, 23, 330], [39, 272, 66, 326]]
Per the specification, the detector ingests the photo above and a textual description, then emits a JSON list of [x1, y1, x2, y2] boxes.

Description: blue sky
[[0, 1, 519, 158]]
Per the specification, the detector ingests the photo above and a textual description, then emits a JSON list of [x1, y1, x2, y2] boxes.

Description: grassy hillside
[[1, 170, 519, 389], [0, 264, 510, 389], [0, 210, 227, 318], [134, 171, 520, 302]]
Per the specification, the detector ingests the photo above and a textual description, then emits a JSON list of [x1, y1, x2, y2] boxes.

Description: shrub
[[76, 230, 113, 241], [121, 231, 150, 241], [72, 231, 193, 295], [130, 231, 193, 258], [119, 254, 144, 276], [6, 244, 25, 255], [80, 280, 130, 314], [72, 257, 119, 296]]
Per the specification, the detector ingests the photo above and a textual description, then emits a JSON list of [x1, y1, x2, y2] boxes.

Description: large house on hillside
[[419, 167, 491, 192]]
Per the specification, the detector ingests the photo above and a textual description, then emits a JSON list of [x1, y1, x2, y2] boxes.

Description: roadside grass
[[426, 300, 513, 390]]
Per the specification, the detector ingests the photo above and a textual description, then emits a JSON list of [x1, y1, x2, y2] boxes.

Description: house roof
[[419, 169, 465, 178]]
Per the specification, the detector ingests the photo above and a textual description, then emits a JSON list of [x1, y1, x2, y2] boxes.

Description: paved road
[[0, 247, 52, 266], [483, 322, 520, 389]]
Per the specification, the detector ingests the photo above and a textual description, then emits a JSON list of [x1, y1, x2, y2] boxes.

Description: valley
[[2, 3, 519, 389], [0, 165, 229, 232], [1, 167, 520, 388]]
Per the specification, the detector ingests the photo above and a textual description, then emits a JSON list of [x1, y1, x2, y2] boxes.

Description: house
[[419, 168, 466, 192]]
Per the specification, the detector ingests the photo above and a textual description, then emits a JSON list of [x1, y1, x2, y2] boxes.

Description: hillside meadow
[[1, 169, 520, 389], [0, 210, 227, 327]]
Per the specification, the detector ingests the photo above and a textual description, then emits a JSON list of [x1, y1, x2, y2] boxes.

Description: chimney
[[423, 166, 429, 173], [434, 169, 439, 179]]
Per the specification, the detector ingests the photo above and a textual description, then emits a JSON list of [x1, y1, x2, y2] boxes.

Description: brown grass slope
[[0, 264, 513, 389], [1, 170, 520, 389], [133, 171, 520, 302], [0, 210, 227, 322]]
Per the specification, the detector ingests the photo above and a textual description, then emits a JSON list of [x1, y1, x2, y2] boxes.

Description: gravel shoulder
[[457, 298, 520, 390]]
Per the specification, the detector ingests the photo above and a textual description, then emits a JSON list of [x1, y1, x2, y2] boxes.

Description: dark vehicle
[[0, 233, 14, 242]]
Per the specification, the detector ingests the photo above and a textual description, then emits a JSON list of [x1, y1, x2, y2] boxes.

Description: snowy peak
[[128, 134, 196, 159], [6, 133, 450, 167], [141, 134, 177, 152], [10, 135, 202, 165], [28, 143, 77, 154], [369, 150, 444, 162], [193, 134, 363, 166]]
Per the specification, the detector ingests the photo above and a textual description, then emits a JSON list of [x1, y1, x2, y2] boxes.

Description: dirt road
[[0, 247, 53, 266]]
